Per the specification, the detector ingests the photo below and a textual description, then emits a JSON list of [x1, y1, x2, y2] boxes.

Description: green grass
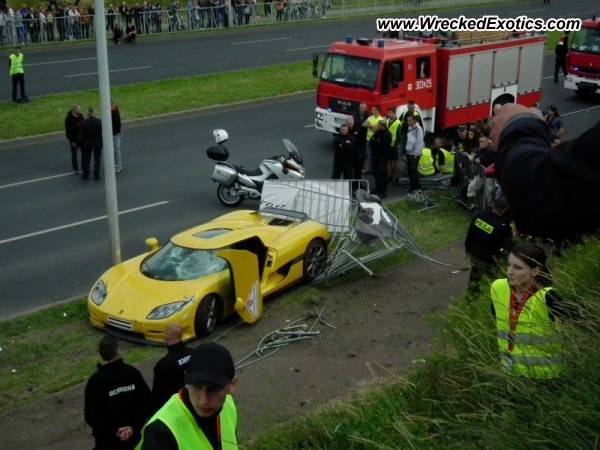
[[244, 237, 600, 449], [0, 191, 471, 415], [0, 62, 316, 140]]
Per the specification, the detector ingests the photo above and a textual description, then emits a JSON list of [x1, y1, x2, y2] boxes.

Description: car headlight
[[90, 280, 107, 306], [147, 297, 193, 320], [316, 112, 324, 120]]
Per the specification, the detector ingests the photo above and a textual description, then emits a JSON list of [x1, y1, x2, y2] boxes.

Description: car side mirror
[[145, 237, 159, 251]]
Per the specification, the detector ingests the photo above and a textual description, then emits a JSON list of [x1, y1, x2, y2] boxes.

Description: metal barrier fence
[[561, 105, 600, 141], [450, 152, 490, 212], [0, 0, 503, 47]]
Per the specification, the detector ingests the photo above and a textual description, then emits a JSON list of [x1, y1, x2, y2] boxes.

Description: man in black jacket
[[491, 103, 600, 243], [369, 120, 392, 198], [84, 336, 152, 450], [64, 104, 84, 173], [80, 106, 103, 180], [331, 124, 357, 180], [152, 324, 193, 413], [554, 34, 568, 83], [465, 197, 512, 285]]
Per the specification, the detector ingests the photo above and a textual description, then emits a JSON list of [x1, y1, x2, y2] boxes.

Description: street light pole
[[94, 0, 122, 265]]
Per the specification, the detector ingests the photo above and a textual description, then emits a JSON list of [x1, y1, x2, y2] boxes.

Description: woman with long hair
[[490, 243, 565, 379]]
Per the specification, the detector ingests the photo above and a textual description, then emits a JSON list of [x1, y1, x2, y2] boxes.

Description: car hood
[[97, 256, 217, 319]]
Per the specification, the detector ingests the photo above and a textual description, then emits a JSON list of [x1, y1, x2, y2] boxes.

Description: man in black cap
[[137, 342, 239, 450], [464, 196, 513, 287]]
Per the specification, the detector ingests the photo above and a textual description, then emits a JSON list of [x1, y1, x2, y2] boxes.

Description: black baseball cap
[[184, 343, 235, 386]]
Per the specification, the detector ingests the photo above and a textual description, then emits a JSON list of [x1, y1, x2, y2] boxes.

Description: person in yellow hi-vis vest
[[417, 146, 435, 176], [9, 46, 29, 104], [431, 137, 454, 174], [490, 243, 566, 379], [137, 342, 239, 449]]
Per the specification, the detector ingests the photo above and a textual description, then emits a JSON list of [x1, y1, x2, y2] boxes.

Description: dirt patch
[[0, 244, 470, 449]]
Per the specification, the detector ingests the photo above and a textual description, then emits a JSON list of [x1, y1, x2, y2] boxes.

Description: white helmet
[[213, 129, 229, 144]]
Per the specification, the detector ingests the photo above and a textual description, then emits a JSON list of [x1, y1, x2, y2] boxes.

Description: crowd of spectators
[[0, 0, 327, 46]]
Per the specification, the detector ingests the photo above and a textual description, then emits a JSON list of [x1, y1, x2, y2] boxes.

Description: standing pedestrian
[[352, 103, 369, 179], [464, 196, 512, 287], [9, 45, 28, 104], [331, 124, 356, 180], [490, 243, 566, 379], [405, 115, 424, 194], [64, 104, 85, 173], [84, 336, 152, 450], [111, 98, 123, 173], [137, 342, 240, 450], [362, 105, 382, 175], [554, 34, 568, 83], [151, 324, 193, 413], [369, 119, 392, 198], [80, 106, 103, 180]]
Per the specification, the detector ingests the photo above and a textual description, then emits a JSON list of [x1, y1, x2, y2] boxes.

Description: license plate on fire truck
[[335, 117, 346, 124]]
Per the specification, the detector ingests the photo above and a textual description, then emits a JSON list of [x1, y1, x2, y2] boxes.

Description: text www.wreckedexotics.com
[[376, 15, 582, 32]]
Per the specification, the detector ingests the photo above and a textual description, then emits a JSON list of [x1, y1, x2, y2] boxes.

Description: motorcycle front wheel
[[217, 184, 244, 207]]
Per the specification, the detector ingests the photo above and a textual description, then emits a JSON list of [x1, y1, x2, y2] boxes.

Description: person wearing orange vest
[[490, 243, 566, 379], [9, 46, 29, 104], [138, 342, 239, 450]]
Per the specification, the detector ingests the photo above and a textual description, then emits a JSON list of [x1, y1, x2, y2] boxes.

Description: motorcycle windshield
[[283, 139, 303, 165]]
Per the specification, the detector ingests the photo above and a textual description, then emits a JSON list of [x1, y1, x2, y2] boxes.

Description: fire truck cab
[[313, 34, 546, 134], [565, 16, 600, 95]]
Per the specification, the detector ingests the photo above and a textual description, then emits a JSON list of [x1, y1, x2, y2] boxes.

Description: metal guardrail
[[561, 105, 600, 141], [0, 0, 508, 47]]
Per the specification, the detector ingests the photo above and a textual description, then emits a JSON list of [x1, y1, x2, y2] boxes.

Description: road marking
[[231, 36, 291, 45], [286, 45, 329, 52], [65, 66, 151, 78], [0, 172, 76, 190], [27, 57, 97, 66], [0, 201, 172, 245], [304, 123, 315, 128]]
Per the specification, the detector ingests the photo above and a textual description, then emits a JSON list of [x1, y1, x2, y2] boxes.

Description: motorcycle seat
[[236, 166, 264, 177]]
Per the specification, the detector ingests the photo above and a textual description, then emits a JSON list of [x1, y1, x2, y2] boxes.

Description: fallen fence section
[[260, 179, 445, 283]]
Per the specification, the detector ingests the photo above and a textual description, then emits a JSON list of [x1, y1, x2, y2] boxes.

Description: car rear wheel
[[217, 184, 244, 207], [303, 239, 327, 282], [194, 294, 220, 337]]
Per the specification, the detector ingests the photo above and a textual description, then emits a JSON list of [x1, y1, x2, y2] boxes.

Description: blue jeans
[[113, 134, 122, 171]]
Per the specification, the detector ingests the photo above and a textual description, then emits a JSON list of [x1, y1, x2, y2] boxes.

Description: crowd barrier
[[0, 0, 508, 47], [561, 104, 600, 141], [450, 152, 490, 213]]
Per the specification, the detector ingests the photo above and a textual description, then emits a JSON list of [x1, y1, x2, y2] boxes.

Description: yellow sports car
[[87, 208, 329, 344]]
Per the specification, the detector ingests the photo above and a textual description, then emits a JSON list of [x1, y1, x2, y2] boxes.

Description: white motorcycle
[[207, 129, 306, 207]]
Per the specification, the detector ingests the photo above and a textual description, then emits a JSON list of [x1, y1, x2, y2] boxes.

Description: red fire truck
[[313, 33, 546, 134], [564, 16, 600, 95]]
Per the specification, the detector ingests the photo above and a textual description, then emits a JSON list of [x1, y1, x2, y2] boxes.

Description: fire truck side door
[[216, 249, 263, 324]]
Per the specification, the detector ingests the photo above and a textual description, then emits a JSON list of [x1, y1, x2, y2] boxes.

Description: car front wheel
[[303, 239, 327, 282], [194, 294, 220, 337]]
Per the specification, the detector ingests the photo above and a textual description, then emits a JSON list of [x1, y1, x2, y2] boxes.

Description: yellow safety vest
[[490, 279, 563, 379], [137, 394, 238, 450], [418, 147, 435, 176], [366, 114, 382, 140], [9, 53, 24, 76], [387, 117, 401, 147], [440, 148, 454, 174]]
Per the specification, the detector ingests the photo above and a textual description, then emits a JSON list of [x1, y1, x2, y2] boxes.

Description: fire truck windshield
[[571, 28, 600, 55], [320, 54, 381, 90]]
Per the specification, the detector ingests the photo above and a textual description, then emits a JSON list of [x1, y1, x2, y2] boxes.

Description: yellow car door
[[217, 249, 263, 324]]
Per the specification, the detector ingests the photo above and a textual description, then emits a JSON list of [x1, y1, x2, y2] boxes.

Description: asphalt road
[[3, 0, 595, 101], [1, 0, 599, 319]]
